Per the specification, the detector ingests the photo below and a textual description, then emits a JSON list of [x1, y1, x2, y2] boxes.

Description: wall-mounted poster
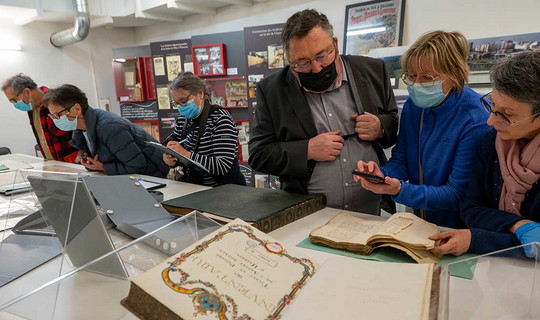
[[344, 0, 406, 56], [191, 43, 227, 77], [166, 55, 182, 81], [156, 86, 170, 110], [153, 57, 165, 76]]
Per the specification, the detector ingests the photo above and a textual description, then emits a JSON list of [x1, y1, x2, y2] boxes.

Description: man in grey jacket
[[248, 9, 398, 214]]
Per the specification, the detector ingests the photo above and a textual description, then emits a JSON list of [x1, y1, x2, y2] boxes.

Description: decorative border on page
[[161, 224, 316, 320]]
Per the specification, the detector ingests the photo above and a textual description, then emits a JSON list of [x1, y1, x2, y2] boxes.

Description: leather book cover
[[161, 184, 326, 233]]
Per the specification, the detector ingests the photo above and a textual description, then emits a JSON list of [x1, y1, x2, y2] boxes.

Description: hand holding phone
[[352, 170, 386, 184]]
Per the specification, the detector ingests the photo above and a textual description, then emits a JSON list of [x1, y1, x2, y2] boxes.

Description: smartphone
[[352, 170, 386, 184]]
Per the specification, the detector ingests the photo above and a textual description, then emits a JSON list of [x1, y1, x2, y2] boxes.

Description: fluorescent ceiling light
[[347, 27, 387, 37]]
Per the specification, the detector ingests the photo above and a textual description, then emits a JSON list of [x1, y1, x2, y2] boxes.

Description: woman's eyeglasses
[[480, 92, 540, 126], [170, 93, 193, 108], [48, 104, 75, 120], [400, 73, 441, 87]]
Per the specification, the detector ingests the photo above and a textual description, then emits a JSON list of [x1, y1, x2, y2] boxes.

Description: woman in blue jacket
[[43, 84, 169, 178], [354, 31, 490, 228], [430, 52, 540, 257]]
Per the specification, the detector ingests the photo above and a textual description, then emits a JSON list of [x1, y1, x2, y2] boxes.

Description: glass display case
[[112, 57, 146, 102]]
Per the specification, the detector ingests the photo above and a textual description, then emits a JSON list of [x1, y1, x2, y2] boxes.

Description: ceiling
[[0, 0, 270, 28]]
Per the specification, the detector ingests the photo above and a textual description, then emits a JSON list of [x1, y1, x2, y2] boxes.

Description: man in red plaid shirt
[[2, 74, 78, 163]]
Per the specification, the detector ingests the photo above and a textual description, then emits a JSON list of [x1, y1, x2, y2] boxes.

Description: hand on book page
[[309, 212, 441, 263]]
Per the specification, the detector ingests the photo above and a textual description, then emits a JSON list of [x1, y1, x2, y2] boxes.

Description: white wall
[[0, 21, 135, 155], [134, 0, 540, 50]]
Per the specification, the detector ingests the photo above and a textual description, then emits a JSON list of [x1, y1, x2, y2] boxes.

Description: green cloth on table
[[297, 237, 478, 279], [0, 164, 9, 171]]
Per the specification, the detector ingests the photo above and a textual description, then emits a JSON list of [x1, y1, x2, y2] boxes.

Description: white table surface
[[0, 154, 537, 320]]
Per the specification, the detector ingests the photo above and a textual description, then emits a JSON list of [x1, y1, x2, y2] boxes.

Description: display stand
[[0, 170, 84, 308], [442, 243, 540, 320], [0, 211, 220, 320]]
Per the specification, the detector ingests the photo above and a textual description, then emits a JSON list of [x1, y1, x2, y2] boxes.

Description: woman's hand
[[429, 230, 471, 256], [354, 160, 401, 195], [167, 141, 192, 159]]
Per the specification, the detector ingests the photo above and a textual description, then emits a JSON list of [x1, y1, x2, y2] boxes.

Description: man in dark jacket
[[248, 9, 398, 214], [43, 84, 169, 178]]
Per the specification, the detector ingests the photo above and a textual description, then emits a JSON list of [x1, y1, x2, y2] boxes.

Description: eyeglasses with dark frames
[[292, 48, 335, 71], [480, 92, 540, 126], [48, 104, 75, 120], [170, 93, 193, 108], [8, 89, 25, 104]]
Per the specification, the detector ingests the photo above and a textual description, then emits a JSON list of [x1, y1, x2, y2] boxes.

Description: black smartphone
[[352, 170, 386, 184]]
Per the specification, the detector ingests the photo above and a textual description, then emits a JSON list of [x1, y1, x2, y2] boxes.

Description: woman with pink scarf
[[430, 51, 540, 257]]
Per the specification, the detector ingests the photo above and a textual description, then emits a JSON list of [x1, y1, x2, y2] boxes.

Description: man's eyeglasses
[[401, 73, 442, 87], [48, 104, 75, 120], [292, 48, 335, 71], [480, 92, 540, 126], [8, 90, 24, 104], [170, 93, 193, 108]]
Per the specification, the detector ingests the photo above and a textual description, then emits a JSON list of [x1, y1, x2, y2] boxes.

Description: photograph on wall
[[247, 51, 268, 68], [192, 43, 226, 77], [166, 55, 182, 81], [153, 56, 165, 76], [225, 80, 248, 107], [156, 86, 170, 110], [367, 45, 409, 88], [268, 45, 285, 69], [160, 117, 176, 128], [344, 0, 406, 56], [248, 74, 264, 99], [468, 32, 540, 72]]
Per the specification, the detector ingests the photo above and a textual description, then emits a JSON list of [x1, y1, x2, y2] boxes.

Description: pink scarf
[[495, 133, 540, 215]]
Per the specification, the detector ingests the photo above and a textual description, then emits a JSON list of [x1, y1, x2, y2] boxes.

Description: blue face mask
[[407, 81, 448, 108], [53, 115, 78, 131], [14, 100, 32, 112], [177, 99, 200, 119]]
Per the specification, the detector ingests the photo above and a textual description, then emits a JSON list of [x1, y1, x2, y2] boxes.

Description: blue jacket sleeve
[[392, 121, 489, 212], [468, 228, 521, 254], [100, 123, 147, 175]]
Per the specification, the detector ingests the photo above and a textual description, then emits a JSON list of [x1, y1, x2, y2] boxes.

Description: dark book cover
[[161, 184, 326, 233]]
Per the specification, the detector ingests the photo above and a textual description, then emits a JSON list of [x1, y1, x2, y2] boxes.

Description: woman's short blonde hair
[[401, 31, 470, 91]]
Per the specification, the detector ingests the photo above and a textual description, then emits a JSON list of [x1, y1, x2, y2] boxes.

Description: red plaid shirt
[[27, 86, 79, 163]]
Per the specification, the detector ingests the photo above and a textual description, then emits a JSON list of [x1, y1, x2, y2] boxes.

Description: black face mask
[[296, 60, 338, 92]]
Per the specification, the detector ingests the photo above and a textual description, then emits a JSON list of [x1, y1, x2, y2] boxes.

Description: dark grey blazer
[[248, 54, 398, 194]]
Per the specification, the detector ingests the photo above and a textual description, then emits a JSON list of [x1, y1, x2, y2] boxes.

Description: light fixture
[[114, 58, 126, 62], [346, 27, 387, 37]]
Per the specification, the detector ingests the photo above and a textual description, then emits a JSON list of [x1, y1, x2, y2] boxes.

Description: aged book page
[[309, 212, 441, 263], [309, 213, 380, 245], [281, 255, 433, 320], [127, 219, 317, 320], [371, 212, 439, 249]]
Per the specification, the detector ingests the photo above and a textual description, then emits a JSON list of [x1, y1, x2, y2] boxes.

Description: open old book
[[122, 218, 440, 320], [309, 212, 441, 264]]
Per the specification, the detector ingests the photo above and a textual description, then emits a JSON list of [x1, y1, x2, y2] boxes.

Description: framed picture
[[191, 43, 227, 77], [344, 0, 406, 56]]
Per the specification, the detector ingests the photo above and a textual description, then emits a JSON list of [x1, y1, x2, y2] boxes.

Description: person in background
[[430, 52, 540, 257], [1, 74, 78, 162], [248, 9, 398, 214], [163, 72, 245, 186], [43, 84, 169, 177], [355, 31, 491, 228]]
